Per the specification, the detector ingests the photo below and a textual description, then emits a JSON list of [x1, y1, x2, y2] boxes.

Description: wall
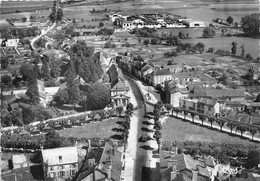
[[171, 92, 188, 108]]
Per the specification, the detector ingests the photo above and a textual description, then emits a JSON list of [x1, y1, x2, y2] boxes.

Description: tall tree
[[49, 0, 57, 23], [41, 59, 51, 81], [56, 8, 63, 21], [226, 16, 234, 24], [240, 44, 245, 57], [80, 82, 111, 110], [231, 42, 237, 56], [66, 60, 80, 109], [44, 129, 62, 148], [50, 61, 61, 78], [26, 69, 40, 105], [241, 13, 260, 36], [68, 41, 103, 84]]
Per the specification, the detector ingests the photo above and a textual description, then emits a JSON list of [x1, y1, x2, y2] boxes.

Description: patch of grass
[[162, 117, 255, 144], [58, 117, 124, 139]]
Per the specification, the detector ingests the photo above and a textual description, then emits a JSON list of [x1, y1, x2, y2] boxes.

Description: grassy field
[[58, 117, 124, 139], [162, 117, 256, 144]]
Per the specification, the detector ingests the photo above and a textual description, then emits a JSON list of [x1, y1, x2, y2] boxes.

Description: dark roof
[[111, 78, 129, 91], [99, 142, 123, 181], [193, 88, 245, 99], [3, 94, 17, 104], [107, 64, 119, 89], [155, 69, 172, 76]]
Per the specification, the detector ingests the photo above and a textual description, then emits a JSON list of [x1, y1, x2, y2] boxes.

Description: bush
[[202, 27, 216, 38], [178, 31, 186, 39], [104, 41, 116, 48], [207, 47, 215, 53], [99, 22, 104, 28], [143, 39, 149, 45], [245, 53, 253, 61]]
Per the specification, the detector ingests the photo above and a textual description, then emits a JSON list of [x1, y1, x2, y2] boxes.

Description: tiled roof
[[107, 64, 119, 89], [155, 69, 172, 76], [99, 142, 123, 181], [41, 146, 78, 166], [194, 88, 245, 99], [198, 98, 217, 106]]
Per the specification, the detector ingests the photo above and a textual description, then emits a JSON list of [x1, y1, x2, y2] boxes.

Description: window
[[59, 156, 62, 163], [208, 106, 211, 111], [59, 171, 65, 177]]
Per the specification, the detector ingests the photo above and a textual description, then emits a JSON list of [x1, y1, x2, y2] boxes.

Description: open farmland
[[162, 116, 258, 144], [0, 1, 53, 14]]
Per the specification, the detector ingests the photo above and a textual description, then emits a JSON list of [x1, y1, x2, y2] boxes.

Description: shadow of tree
[[112, 128, 124, 133], [141, 127, 154, 133], [110, 134, 123, 140], [116, 121, 124, 126], [30, 165, 44, 180], [140, 145, 154, 151], [142, 121, 153, 125]]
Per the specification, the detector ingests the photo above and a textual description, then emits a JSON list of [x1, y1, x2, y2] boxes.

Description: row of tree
[[1, 129, 109, 150], [163, 104, 260, 140], [153, 101, 163, 154]]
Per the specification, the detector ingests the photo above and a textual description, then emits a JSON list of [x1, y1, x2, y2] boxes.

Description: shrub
[[202, 27, 216, 38]]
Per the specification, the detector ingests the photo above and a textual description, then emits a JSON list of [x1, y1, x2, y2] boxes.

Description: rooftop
[[41, 146, 78, 166]]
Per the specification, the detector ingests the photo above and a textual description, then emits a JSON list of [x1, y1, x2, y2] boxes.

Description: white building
[[182, 20, 205, 28], [41, 147, 78, 179]]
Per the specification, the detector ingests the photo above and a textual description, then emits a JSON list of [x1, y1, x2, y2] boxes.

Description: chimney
[[107, 161, 112, 180], [192, 171, 198, 181]]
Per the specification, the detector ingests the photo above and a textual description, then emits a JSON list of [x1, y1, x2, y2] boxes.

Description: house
[[248, 102, 260, 113], [140, 62, 155, 81], [10, 154, 29, 169], [182, 20, 205, 28], [150, 69, 173, 87], [192, 88, 245, 102], [107, 64, 130, 107], [197, 98, 220, 115], [163, 64, 183, 74], [41, 146, 78, 179], [224, 101, 245, 112], [97, 142, 124, 181], [179, 97, 220, 116], [122, 20, 135, 30], [165, 80, 189, 107], [160, 151, 210, 181], [0, 39, 20, 47]]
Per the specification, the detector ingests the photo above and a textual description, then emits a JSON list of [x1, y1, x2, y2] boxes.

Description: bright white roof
[[41, 147, 78, 166]]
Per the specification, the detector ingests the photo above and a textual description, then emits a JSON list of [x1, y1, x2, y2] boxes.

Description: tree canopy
[[202, 27, 216, 38], [68, 41, 103, 84], [241, 13, 260, 36], [80, 82, 111, 110]]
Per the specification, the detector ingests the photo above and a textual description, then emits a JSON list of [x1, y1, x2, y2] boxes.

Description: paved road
[[30, 22, 56, 50]]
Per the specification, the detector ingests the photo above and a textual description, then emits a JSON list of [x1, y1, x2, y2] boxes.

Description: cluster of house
[[1, 142, 125, 181], [159, 148, 260, 181], [1, 79, 60, 108], [110, 12, 205, 30], [116, 54, 260, 124]]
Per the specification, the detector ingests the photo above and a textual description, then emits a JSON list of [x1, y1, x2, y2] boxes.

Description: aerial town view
[[0, 0, 260, 180]]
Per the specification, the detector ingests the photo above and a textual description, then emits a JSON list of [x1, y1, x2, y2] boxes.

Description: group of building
[[159, 148, 260, 181], [110, 12, 205, 30], [1, 142, 126, 181], [116, 54, 260, 124]]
